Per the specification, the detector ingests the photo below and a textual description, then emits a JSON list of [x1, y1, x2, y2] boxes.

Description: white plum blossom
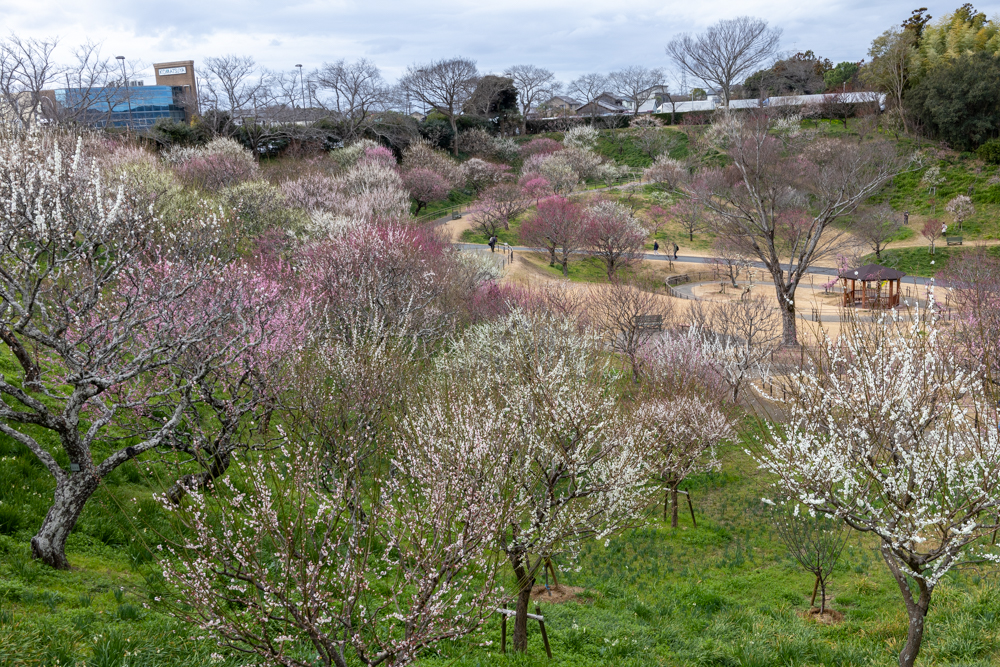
[[754, 296, 1000, 667]]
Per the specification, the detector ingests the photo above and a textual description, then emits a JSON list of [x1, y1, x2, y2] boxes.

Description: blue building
[[53, 85, 188, 130]]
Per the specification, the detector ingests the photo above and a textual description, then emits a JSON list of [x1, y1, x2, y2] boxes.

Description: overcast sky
[[2, 0, 998, 85]]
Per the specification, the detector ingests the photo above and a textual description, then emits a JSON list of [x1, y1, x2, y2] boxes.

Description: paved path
[[457, 243, 937, 287]]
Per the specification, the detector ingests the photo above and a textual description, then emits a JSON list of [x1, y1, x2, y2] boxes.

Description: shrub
[[518, 137, 563, 159], [402, 140, 463, 188], [219, 180, 288, 236], [461, 158, 511, 193], [167, 137, 259, 191], [977, 139, 1000, 164]]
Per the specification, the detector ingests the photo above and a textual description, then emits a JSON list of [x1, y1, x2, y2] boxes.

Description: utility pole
[[115, 56, 133, 128], [296, 64, 305, 111]]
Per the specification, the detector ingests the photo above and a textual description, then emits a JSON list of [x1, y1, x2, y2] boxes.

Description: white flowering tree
[[639, 396, 732, 527], [755, 304, 1000, 667], [435, 312, 660, 652], [0, 131, 278, 569], [160, 421, 511, 667]]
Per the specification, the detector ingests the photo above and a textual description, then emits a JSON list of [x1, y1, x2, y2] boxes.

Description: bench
[[634, 314, 663, 331], [947, 236, 963, 246]]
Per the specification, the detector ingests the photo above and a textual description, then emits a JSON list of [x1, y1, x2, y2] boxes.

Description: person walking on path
[[488, 235, 497, 253], [653, 240, 660, 255], [673, 243, 679, 260]]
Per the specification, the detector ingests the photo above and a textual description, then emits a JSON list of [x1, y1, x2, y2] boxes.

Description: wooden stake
[[686, 490, 697, 529], [536, 605, 552, 659], [501, 614, 507, 653]]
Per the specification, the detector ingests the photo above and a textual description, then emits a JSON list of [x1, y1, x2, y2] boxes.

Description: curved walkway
[[455, 243, 937, 287]]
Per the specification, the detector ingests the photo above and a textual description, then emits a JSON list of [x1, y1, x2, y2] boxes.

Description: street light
[[295, 64, 305, 111], [115, 56, 133, 128]]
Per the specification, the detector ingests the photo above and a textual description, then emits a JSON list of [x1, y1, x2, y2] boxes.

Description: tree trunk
[[671, 485, 679, 528], [548, 245, 556, 267], [31, 473, 101, 569], [166, 448, 233, 504], [561, 259, 569, 277], [882, 545, 932, 667], [508, 553, 534, 652], [450, 115, 460, 156], [779, 298, 798, 346]]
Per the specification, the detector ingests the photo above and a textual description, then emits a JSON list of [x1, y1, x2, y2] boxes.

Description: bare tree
[[202, 54, 268, 117], [591, 279, 673, 381], [399, 58, 479, 156], [609, 66, 665, 115], [694, 112, 909, 345], [705, 293, 781, 402], [666, 17, 782, 107], [0, 35, 59, 129], [767, 498, 850, 616], [315, 58, 389, 141], [568, 72, 609, 120], [855, 204, 902, 261], [53, 42, 134, 128], [504, 64, 559, 133], [710, 236, 752, 288], [671, 195, 705, 242]]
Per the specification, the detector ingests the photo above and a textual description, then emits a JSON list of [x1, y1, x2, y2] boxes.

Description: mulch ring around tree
[[530, 584, 586, 604], [801, 606, 845, 625]]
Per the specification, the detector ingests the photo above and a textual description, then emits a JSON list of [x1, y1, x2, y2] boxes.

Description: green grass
[[536, 255, 611, 282], [865, 244, 1000, 277], [6, 412, 1000, 666], [419, 443, 1000, 667], [592, 128, 689, 169], [412, 188, 474, 219]]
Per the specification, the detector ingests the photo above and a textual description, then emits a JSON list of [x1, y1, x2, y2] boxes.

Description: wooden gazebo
[[838, 264, 906, 309]]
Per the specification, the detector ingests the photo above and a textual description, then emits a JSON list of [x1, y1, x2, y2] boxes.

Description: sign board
[[158, 67, 187, 76]]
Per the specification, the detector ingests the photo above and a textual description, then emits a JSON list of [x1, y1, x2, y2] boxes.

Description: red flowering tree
[[519, 196, 586, 276], [921, 218, 944, 255]]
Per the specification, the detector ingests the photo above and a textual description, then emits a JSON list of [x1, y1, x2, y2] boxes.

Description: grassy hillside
[[421, 442, 1000, 667], [4, 421, 1000, 666]]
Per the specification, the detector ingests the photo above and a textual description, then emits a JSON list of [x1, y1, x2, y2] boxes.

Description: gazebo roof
[[838, 264, 907, 281]]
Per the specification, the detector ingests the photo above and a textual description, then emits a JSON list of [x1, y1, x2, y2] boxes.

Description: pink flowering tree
[[517, 173, 552, 205], [403, 168, 450, 214], [518, 137, 563, 159], [0, 131, 269, 569], [159, 255, 308, 504], [584, 200, 647, 279], [472, 182, 529, 237], [941, 248, 1000, 391], [518, 196, 585, 275], [755, 305, 1000, 667], [361, 144, 397, 169], [921, 218, 945, 254]]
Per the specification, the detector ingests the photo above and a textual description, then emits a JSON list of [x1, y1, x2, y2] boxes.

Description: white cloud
[[2, 0, 997, 84]]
